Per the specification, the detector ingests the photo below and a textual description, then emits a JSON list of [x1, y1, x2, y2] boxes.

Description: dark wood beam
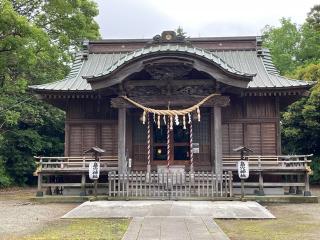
[[124, 79, 215, 87], [111, 95, 230, 108]]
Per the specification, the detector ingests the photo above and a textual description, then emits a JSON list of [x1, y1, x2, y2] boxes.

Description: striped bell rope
[[147, 113, 151, 171], [167, 117, 170, 169], [190, 120, 194, 172]]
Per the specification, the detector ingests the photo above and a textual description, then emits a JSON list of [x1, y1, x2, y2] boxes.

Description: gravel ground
[[0, 186, 319, 239], [0, 188, 77, 239]]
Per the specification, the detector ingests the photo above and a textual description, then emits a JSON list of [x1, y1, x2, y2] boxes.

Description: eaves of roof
[[29, 45, 314, 93]]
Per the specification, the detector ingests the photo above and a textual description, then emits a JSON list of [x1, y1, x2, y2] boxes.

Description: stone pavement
[[62, 201, 275, 240], [122, 216, 229, 240], [62, 200, 275, 219]]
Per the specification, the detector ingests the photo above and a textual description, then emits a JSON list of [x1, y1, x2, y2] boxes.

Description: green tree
[[263, 5, 320, 182], [263, 17, 320, 75], [262, 18, 301, 74], [0, 0, 100, 186], [306, 4, 320, 31], [282, 64, 320, 182]]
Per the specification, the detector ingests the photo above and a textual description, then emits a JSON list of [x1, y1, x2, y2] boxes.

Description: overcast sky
[[95, 0, 319, 39]]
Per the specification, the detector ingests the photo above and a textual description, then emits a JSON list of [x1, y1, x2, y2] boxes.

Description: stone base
[[157, 165, 185, 174], [233, 187, 284, 195], [63, 187, 108, 196], [289, 186, 296, 194], [36, 191, 44, 197], [254, 189, 265, 196], [79, 191, 86, 196], [304, 191, 312, 196]]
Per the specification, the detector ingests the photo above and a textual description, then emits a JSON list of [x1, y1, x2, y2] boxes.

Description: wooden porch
[[34, 154, 313, 197]]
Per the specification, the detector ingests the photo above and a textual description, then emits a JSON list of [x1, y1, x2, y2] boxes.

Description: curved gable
[[84, 44, 256, 90]]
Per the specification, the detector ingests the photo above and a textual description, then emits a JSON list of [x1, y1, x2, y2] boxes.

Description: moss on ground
[[216, 203, 320, 240], [0, 187, 36, 201], [22, 219, 130, 240]]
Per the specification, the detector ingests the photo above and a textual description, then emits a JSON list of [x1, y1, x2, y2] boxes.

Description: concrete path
[[62, 201, 275, 219], [122, 216, 229, 240], [62, 201, 275, 240]]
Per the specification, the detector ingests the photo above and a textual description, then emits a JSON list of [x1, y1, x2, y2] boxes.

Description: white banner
[[89, 162, 100, 180], [237, 160, 249, 179]]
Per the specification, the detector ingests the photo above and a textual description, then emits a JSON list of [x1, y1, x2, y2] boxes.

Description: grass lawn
[[216, 187, 320, 240], [216, 205, 320, 240], [22, 219, 130, 240]]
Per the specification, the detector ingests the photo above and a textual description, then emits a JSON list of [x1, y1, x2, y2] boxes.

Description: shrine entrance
[[107, 94, 233, 199], [104, 32, 241, 180], [152, 121, 190, 165]]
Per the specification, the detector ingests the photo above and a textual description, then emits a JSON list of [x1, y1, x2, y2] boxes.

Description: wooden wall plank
[[229, 123, 244, 152], [246, 124, 261, 155], [222, 124, 229, 155], [82, 125, 97, 151], [261, 123, 277, 155], [246, 97, 276, 118], [101, 123, 118, 156], [69, 125, 82, 156], [222, 96, 279, 156]]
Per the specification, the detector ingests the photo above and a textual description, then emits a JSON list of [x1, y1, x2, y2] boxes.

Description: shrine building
[[30, 31, 313, 198]]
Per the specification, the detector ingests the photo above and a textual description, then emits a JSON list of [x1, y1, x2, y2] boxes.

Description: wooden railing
[[34, 156, 118, 173], [222, 154, 313, 171], [34, 154, 312, 173], [108, 171, 233, 199], [34, 154, 313, 197]]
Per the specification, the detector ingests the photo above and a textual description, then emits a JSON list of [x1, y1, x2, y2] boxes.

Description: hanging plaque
[[89, 162, 100, 180], [237, 160, 249, 179], [191, 143, 200, 154]]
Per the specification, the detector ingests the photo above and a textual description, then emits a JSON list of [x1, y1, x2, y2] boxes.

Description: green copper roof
[[29, 45, 312, 92], [84, 44, 255, 80]]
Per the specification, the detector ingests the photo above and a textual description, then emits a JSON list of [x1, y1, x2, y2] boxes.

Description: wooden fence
[[34, 154, 312, 197], [108, 171, 233, 199], [34, 156, 118, 173]]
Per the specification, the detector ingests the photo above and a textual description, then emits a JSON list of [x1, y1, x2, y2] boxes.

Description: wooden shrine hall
[[30, 31, 314, 198]]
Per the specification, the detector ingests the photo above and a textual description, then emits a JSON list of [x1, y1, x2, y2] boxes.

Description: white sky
[[95, 0, 319, 39]]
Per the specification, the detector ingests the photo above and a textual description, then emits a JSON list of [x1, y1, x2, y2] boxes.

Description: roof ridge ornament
[[149, 31, 192, 46], [81, 39, 89, 60], [256, 36, 263, 57]]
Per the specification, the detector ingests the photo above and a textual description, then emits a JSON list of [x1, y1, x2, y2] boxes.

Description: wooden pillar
[[257, 172, 265, 196], [210, 109, 215, 172], [80, 173, 86, 196], [118, 107, 127, 174], [214, 105, 223, 176], [36, 173, 43, 197], [304, 172, 311, 196]]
